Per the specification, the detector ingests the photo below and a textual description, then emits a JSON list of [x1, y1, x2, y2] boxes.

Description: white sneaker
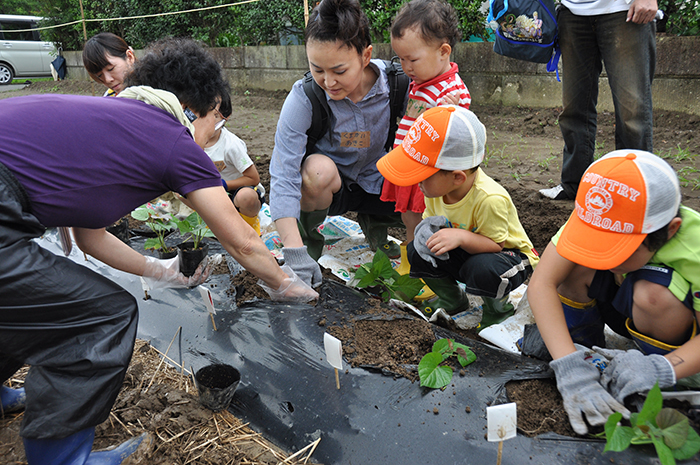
[[539, 184, 572, 200]]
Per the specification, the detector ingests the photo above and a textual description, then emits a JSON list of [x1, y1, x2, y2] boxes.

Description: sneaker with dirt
[[539, 184, 573, 200]]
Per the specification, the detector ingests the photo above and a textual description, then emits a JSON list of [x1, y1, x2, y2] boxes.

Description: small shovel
[[487, 402, 517, 465], [323, 333, 343, 389]]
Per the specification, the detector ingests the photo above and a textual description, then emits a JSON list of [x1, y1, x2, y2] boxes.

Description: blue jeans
[[558, 7, 656, 198]]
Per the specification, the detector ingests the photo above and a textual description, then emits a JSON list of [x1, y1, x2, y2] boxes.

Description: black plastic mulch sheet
[[34, 231, 660, 465]]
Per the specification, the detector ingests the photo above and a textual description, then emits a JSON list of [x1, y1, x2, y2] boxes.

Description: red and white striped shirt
[[393, 62, 471, 148]]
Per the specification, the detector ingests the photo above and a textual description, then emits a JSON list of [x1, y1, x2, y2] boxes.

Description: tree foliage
[[21, 0, 491, 51], [658, 0, 700, 36]]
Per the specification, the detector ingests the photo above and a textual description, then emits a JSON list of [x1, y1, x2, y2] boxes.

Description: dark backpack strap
[[303, 70, 331, 157], [384, 57, 410, 152]]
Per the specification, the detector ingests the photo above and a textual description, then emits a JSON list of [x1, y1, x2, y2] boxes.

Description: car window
[[0, 20, 39, 41]]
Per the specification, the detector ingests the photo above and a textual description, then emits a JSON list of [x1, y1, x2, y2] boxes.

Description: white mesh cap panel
[[636, 152, 681, 233], [434, 107, 486, 171]]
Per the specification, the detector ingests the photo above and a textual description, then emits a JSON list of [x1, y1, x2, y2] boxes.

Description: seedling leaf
[[657, 408, 689, 449], [603, 413, 635, 453], [671, 426, 700, 460], [418, 352, 453, 388], [650, 429, 676, 465], [637, 383, 663, 427]]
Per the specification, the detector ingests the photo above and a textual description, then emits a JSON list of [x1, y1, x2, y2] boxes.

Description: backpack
[[302, 58, 410, 156], [487, 0, 561, 77]]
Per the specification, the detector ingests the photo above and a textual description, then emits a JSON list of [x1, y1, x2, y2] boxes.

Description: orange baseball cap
[[377, 105, 486, 187], [557, 150, 681, 270]]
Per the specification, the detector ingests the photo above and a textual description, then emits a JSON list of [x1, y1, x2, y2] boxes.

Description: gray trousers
[[0, 164, 138, 439]]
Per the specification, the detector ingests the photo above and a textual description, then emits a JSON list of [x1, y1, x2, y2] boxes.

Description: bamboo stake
[[210, 313, 217, 331], [145, 326, 181, 391], [334, 367, 340, 389]]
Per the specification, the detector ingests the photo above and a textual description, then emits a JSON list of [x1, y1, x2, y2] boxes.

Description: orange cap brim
[[376, 145, 439, 187], [557, 212, 647, 270]]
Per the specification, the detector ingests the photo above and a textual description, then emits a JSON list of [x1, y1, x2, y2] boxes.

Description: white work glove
[[594, 347, 677, 403], [550, 351, 630, 435], [258, 265, 319, 303], [282, 246, 323, 288], [142, 255, 211, 289]]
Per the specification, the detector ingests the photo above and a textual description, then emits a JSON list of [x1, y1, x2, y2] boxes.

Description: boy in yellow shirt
[[377, 106, 538, 327]]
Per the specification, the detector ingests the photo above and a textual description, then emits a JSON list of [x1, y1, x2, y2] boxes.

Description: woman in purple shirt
[[0, 38, 316, 465]]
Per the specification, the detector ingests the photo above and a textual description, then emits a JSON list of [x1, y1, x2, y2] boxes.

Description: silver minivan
[[0, 15, 56, 84]]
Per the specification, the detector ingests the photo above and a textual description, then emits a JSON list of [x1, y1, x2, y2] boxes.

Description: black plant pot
[[177, 241, 209, 277], [158, 248, 178, 260], [106, 217, 130, 244]]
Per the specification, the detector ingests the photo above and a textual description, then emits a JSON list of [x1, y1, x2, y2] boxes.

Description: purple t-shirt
[[0, 94, 221, 228]]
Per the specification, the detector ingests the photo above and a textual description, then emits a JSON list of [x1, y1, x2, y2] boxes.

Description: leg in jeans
[[558, 7, 601, 199], [597, 12, 655, 153]]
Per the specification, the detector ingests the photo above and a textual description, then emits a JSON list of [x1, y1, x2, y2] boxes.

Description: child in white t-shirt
[[204, 93, 265, 235]]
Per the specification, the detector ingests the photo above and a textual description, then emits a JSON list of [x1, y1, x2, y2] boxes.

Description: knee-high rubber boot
[[1, 385, 25, 414], [479, 296, 515, 330], [297, 209, 328, 261], [561, 296, 605, 348], [24, 427, 150, 465], [418, 278, 471, 318], [356, 213, 401, 259], [240, 213, 261, 236]]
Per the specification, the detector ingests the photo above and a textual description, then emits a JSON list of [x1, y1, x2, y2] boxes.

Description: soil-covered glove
[[550, 351, 630, 435], [282, 246, 322, 288], [258, 265, 319, 302], [142, 255, 210, 289], [594, 347, 676, 403], [414, 216, 452, 267]]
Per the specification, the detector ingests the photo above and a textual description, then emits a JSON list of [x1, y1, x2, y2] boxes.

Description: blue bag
[[487, 0, 560, 75]]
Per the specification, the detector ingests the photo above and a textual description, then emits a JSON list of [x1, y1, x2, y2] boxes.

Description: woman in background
[[82, 32, 135, 96]]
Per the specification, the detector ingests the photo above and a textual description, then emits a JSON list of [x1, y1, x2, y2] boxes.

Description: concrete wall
[[64, 36, 700, 115]]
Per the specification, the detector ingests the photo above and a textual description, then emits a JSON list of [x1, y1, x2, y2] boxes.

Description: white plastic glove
[[258, 265, 319, 303], [594, 347, 677, 403], [550, 351, 630, 435], [142, 255, 211, 289]]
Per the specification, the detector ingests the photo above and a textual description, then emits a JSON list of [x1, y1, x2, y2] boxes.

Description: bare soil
[[2, 79, 699, 459]]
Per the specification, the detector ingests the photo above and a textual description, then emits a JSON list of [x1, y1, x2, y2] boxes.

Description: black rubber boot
[[297, 209, 328, 261], [356, 213, 401, 259], [418, 278, 471, 318]]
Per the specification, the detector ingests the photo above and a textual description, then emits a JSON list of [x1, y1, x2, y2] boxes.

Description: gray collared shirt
[[270, 60, 401, 222]]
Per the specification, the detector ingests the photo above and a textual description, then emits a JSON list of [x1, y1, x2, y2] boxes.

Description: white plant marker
[[198, 285, 217, 331], [140, 277, 150, 300], [323, 333, 343, 389], [487, 402, 517, 465]]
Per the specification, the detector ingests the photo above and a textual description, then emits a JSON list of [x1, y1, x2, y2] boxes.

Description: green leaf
[[131, 206, 150, 222], [418, 352, 453, 388], [603, 413, 636, 453], [371, 250, 396, 280], [637, 383, 663, 427], [455, 346, 477, 367], [392, 274, 425, 301], [356, 268, 380, 288], [432, 339, 452, 355], [657, 408, 689, 449], [650, 430, 677, 465], [671, 424, 700, 460]]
